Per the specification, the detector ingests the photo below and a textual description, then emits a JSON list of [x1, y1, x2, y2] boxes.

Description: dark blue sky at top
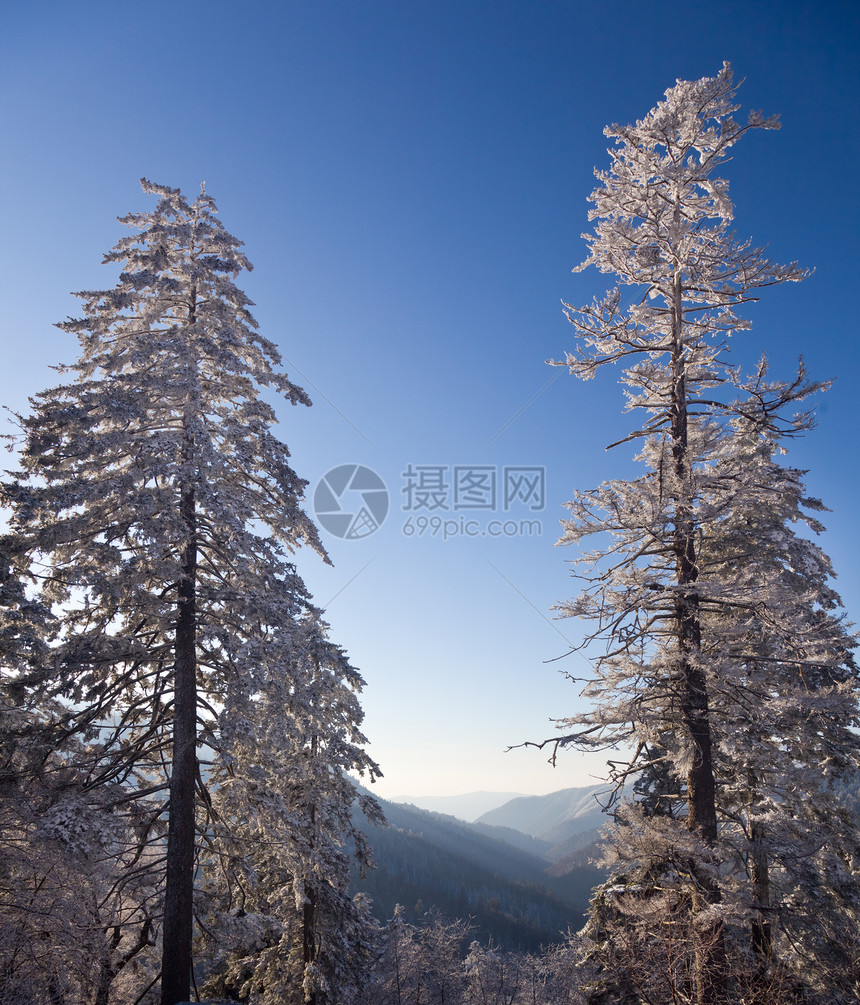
[[2, 0, 858, 795]]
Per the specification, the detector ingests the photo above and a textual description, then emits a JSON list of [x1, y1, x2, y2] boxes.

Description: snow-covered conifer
[[199, 613, 383, 1005], [539, 65, 860, 1004], [2, 180, 380, 1005]]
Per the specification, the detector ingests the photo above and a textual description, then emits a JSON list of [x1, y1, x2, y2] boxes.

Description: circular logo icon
[[313, 464, 389, 539]]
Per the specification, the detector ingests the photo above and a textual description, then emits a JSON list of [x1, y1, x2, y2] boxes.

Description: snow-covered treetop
[[564, 63, 809, 388], [62, 178, 310, 411]]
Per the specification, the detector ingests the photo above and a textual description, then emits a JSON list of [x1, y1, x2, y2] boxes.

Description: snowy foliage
[[0, 180, 381, 1005], [540, 64, 860, 1003], [0, 695, 161, 1005], [198, 614, 384, 1004], [367, 908, 591, 1005]]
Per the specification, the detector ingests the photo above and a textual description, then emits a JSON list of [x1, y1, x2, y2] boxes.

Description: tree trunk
[[161, 281, 200, 1004], [670, 266, 726, 1005], [303, 887, 318, 1005], [92, 926, 121, 1005], [750, 820, 773, 971], [303, 741, 319, 1005], [160, 479, 198, 1005]]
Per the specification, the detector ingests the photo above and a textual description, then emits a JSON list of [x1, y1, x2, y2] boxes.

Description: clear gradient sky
[[2, 0, 858, 799]]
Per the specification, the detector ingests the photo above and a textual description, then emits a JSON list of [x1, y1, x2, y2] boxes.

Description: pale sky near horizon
[[2, 0, 858, 799]]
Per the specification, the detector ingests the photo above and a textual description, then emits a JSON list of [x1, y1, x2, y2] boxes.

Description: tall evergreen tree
[[537, 65, 859, 1003], [2, 180, 380, 1005]]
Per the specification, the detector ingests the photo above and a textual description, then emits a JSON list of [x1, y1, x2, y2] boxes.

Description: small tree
[[535, 65, 860, 1003], [464, 940, 524, 1005], [372, 907, 472, 1005], [199, 614, 383, 1005], [2, 180, 380, 1004]]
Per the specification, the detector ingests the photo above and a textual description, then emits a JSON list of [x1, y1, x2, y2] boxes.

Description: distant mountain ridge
[[390, 791, 527, 821], [478, 785, 608, 837]]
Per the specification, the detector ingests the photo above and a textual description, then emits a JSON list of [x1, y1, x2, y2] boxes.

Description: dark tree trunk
[[94, 918, 153, 1005], [92, 926, 121, 1005], [670, 267, 727, 1005], [303, 759, 319, 1005], [750, 821, 773, 971], [159, 280, 201, 1005], [160, 481, 198, 1005], [303, 886, 318, 1005]]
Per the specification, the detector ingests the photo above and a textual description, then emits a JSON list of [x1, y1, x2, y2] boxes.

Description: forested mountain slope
[[477, 785, 610, 861], [351, 792, 606, 952]]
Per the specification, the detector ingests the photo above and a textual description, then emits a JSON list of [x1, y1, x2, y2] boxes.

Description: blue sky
[[2, 0, 858, 798]]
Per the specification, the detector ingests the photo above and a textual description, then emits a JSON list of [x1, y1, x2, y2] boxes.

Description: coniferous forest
[[2, 64, 858, 1005]]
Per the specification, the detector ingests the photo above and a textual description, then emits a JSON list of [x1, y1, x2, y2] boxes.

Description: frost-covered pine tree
[[698, 399, 860, 998], [576, 401, 860, 1003], [538, 65, 860, 1004], [1, 180, 381, 1005], [199, 613, 384, 1005]]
